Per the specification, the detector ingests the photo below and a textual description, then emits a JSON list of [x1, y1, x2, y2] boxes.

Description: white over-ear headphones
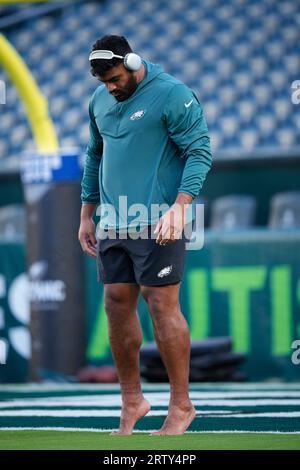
[[89, 49, 142, 72]]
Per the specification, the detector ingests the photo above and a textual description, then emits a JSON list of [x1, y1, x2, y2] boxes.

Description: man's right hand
[[78, 204, 98, 258], [78, 218, 97, 258]]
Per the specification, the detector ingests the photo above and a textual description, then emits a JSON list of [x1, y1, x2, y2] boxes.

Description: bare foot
[[111, 398, 151, 436], [150, 402, 196, 436]]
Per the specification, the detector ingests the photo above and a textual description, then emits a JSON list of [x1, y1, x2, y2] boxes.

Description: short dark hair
[[90, 35, 133, 77]]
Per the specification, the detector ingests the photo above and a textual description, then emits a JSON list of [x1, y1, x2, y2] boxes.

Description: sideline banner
[[1, 230, 300, 382], [0, 243, 28, 382]]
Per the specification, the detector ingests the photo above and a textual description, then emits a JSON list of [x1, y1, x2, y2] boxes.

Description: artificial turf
[[0, 430, 299, 450]]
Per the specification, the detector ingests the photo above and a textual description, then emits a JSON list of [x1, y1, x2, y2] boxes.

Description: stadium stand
[[0, 0, 300, 166]]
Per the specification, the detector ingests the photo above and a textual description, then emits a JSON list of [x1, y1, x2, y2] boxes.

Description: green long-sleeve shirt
[[81, 60, 212, 230]]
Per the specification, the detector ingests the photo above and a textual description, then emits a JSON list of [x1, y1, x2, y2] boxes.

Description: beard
[[113, 74, 139, 102]]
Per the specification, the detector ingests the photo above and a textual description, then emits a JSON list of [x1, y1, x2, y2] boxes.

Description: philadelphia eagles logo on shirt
[[130, 109, 146, 121]]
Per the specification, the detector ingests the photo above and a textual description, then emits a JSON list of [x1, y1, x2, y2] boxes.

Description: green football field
[[1, 430, 300, 450], [0, 383, 300, 450]]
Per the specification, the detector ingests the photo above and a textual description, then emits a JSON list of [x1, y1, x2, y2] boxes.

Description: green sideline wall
[[0, 155, 299, 382]]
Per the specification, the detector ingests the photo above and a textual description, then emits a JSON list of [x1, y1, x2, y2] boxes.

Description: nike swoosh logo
[[184, 100, 193, 108]]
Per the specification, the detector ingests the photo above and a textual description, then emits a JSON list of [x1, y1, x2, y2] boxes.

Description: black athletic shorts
[[96, 224, 187, 286]]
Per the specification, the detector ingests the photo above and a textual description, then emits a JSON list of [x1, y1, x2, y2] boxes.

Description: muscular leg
[[141, 283, 196, 435], [104, 283, 151, 435]]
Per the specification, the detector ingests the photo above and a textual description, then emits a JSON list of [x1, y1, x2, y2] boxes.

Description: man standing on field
[[79, 35, 212, 435]]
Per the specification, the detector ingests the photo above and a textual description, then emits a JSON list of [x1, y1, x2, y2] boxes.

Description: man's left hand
[[154, 193, 193, 245]]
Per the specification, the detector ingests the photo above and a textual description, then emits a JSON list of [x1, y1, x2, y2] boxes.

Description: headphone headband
[[89, 49, 142, 72], [89, 50, 124, 61]]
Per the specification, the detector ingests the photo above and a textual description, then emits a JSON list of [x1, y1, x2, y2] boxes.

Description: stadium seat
[[210, 194, 257, 230], [0, 204, 26, 241], [268, 191, 300, 228]]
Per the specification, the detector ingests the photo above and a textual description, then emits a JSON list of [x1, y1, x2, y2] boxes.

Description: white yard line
[[2, 392, 300, 403], [1, 383, 300, 393], [1, 410, 300, 418], [1, 399, 300, 408]]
